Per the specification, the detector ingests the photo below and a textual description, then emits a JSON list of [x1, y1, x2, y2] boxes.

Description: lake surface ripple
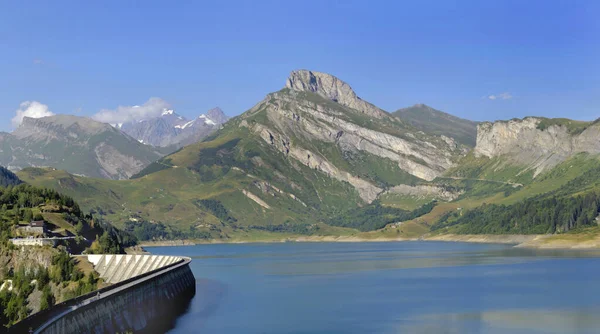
[[147, 241, 600, 334]]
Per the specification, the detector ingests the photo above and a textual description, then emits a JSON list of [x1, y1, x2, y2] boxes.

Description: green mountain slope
[[423, 115, 600, 236], [431, 154, 600, 234], [0, 181, 135, 328], [393, 104, 478, 146], [0, 115, 164, 180]]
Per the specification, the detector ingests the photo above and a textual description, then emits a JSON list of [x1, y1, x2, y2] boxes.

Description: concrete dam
[[8, 254, 196, 334]]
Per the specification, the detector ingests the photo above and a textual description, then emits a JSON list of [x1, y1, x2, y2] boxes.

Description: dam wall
[[87, 254, 183, 283], [8, 255, 196, 334]]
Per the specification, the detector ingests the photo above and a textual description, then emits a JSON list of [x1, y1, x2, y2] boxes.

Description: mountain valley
[[10, 70, 600, 247]]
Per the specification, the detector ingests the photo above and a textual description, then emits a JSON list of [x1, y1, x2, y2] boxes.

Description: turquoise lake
[[147, 241, 600, 333]]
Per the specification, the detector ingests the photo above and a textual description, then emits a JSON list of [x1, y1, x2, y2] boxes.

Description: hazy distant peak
[[17, 115, 111, 134], [393, 104, 478, 146], [412, 103, 433, 110], [206, 107, 229, 124]]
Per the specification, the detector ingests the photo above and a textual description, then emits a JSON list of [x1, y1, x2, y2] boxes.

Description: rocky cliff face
[[285, 70, 389, 119], [474, 117, 600, 175], [0, 115, 163, 179], [119, 108, 229, 148]]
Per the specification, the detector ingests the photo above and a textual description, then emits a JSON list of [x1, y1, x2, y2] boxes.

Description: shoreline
[[138, 233, 600, 250]]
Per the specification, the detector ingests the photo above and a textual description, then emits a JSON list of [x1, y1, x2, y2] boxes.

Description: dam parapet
[[86, 254, 184, 284], [8, 255, 196, 334]]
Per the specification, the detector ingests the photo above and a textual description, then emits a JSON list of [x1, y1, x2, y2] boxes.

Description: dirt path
[[439, 176, 523, 187]]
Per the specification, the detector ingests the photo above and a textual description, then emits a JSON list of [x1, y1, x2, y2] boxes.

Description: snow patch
[[199, 114, 216, 125], [175, 119, 195, 129], [161, 109, 174, 116]]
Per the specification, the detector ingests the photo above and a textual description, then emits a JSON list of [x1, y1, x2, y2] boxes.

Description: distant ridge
[[119, 107, 229, 148], [0, 115, 163, 179], [393, 104, 478, 146], [0, 165, 22, 187]]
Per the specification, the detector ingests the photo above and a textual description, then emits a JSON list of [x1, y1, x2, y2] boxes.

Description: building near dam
[[8, 254, 196, 334], [9, 238, 55, 247]]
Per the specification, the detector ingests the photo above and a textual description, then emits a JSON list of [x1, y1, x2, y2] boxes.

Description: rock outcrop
[[285, 70, 389, 119], [385, 184, 463, 201], [474, 117, 600, 175]]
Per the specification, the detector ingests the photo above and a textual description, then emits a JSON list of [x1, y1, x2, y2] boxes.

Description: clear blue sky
[[1, 0, 598, 130]]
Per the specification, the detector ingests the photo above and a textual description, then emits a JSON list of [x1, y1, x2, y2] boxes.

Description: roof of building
[[29, 220, 45, 227]]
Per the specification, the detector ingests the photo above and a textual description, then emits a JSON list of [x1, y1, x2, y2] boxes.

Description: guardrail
[[7, 256, 192, 333]]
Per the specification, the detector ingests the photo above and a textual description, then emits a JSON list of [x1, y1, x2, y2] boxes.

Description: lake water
[[146, 241, 600, 334]]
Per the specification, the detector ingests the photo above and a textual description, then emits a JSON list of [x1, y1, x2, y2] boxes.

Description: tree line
[[327, 200, 437, 231], [432, 191, 600, 234]]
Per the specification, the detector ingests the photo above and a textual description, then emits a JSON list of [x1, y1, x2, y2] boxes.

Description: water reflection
[[397, 308, 600, 334], [169, 279, 227, 332], [149, 242, 600, 334]]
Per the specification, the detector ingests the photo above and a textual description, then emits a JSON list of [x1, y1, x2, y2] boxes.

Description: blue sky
[[1, 0, 598, 130]]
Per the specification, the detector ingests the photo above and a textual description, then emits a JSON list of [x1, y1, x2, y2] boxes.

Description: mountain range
[[0, 115, 164, 179], [0, 108, 229, 180], [10, 69, 600, 245], [118, 107, 229, 148]]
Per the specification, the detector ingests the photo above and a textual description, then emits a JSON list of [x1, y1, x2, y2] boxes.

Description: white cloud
[[487, 92, 513, 100], [12, 101, 55, 128], [91, 97, 171, 124]]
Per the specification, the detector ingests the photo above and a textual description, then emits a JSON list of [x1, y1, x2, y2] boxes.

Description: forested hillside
[[0, 179, 135, 328], [0, 167, 21, 188]]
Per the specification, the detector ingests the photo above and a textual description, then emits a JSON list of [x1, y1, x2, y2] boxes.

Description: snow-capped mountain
[[119, 107, 229, 148]]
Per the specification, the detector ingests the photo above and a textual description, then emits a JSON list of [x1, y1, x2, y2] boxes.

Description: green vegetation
[[195, 199, 237, 224], [130, 158, 174, 179], [393, 104, 478, 147], [444, 153, 534, 185], [327, 200, 436, 231], [432, 191, 600, 234], [124, 220, 212, 241], [536, 117, 596, 135], [0, 171, 135, 328], [248, 221, 317, 235], [0, 167, 22, 188], [0, 251, 99, 328], [343, 150, 421, 187], [379, 193, 437, 211]]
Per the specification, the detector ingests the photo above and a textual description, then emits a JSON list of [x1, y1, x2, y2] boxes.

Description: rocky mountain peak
[[117, 107, 229, 148], [285, 69, 388, 119], [412, 103, 433, 110], [206, 107, 229, 124], [286, 70, 358, 102]]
